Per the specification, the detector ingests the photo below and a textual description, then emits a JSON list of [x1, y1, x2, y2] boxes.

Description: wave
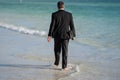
[[0, 22, 47, 37]]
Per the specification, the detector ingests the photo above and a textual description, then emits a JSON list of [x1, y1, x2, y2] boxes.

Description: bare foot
[[52, 64, 59, 68], [63, 67, 72, 71], [64, 68, 69, 70]]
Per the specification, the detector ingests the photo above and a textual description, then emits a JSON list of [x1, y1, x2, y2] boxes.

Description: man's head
[[57, 1, 64, 10]]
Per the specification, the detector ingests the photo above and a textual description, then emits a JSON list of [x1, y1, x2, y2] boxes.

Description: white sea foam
[[0, 22, 47, 37], [75, 65, 80, 72], [57, 64, 80, 80]]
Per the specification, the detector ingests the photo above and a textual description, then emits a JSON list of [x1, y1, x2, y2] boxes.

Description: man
[[47, 1, 76, 70]]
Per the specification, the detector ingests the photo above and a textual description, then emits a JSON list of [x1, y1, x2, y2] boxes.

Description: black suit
[[48, 10, 76, 69]]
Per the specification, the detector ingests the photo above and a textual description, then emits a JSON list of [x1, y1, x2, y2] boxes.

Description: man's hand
[[72, 37, 75, 40], [47, 36, 52, 42]]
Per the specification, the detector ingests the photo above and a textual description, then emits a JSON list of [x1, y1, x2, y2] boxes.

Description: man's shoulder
[[52, 10, 72, 15], [52, 11, 58, 15], [64, 11, 72, 17], [64, 10, 72, 15]]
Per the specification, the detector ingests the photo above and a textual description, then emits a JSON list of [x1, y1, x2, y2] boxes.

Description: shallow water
[[0, 28, 120, 80]]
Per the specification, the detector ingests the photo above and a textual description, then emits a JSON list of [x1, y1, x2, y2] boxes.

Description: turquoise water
[[0, 2, 120, 49], [0, 2, 120, 80]]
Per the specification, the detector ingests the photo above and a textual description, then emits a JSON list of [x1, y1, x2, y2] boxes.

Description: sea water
[[0, 2, 120, 49], [0, 1, 120, 80]]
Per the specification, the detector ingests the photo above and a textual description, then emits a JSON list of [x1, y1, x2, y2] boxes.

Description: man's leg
[[54, 38, 62, 66], [62, 39, 69, 69]]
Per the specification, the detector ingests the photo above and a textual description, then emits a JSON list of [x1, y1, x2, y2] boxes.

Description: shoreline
[[0, 27, 120, 80], [0, 27, 79, 80]]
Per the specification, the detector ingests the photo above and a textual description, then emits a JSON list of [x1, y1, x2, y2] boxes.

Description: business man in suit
[[48, 1, 76, 70]]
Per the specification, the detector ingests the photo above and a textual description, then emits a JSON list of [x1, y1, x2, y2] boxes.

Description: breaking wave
[[0, 22, 47, 37]]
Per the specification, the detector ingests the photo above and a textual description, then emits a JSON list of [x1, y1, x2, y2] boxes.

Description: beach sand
[[0, 27, 120, 80], [0, 27, 77, 80]]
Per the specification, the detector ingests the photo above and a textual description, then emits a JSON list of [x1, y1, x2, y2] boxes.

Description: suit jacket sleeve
[[48, 13, 55, 37], [70, 14, 76, 37]]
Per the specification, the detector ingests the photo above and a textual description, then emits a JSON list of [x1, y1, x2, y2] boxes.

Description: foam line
[[75, 65, 80, 72], [0, 22, 47, 37]]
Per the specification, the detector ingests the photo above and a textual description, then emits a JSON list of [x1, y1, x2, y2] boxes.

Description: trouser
[[54, 38, 69, 69]]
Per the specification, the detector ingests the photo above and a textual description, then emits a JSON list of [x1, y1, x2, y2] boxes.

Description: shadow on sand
[[0, 64, 61, 70]]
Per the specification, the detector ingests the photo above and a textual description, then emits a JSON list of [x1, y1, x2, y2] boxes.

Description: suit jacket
[[48, 10, 76, 39]]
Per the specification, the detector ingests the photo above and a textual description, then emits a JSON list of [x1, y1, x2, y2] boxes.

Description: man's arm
[[48, 13, 55, 42], [48, 13, 55, 37], [70, 14, 76, 38]]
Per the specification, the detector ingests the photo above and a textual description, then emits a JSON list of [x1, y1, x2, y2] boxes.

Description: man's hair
[[57, 1, 64, 9]]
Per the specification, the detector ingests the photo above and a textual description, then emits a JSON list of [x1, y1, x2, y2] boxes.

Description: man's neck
[[59, 8, 64, 10]]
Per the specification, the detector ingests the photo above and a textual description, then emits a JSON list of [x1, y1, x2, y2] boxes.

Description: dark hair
[[57, 1, 64, 9]]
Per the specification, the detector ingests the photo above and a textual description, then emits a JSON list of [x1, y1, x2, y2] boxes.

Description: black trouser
[[54, 38, 69, 69]]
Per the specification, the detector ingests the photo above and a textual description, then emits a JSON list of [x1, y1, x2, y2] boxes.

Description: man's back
[[49, 10, 75, 39], [53, 10, 71, 33]]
